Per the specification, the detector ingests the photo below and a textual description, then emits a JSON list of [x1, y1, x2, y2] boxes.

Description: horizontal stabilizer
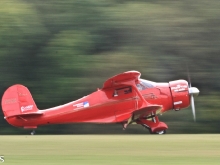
[[5, 111, 43, 119]]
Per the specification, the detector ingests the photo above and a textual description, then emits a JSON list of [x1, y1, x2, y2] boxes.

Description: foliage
[[0, 0, 220, 134]]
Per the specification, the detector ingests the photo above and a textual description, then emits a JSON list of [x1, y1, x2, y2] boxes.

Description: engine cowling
[[169, 80, 190, 111]]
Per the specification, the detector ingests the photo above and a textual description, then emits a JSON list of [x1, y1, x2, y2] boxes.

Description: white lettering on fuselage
[[171, 85, 187, 92], [21, 105, 33, 112], [4, 98, 17, 104], [174, 101, 183, 105], [73, 101, 90, 111]]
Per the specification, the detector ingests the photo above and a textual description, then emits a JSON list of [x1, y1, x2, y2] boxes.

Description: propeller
[[187, 68, 200, 122]]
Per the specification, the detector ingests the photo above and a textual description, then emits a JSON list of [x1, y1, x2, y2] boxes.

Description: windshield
[[136, 79, 156, 91]]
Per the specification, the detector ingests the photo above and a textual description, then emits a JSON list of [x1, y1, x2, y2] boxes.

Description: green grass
[[1, 135, 220, 165]]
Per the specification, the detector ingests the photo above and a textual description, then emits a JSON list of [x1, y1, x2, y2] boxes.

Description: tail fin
[[1, 84, 42, 118]]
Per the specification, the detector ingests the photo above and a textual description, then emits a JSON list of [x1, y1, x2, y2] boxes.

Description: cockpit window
[[136, 79, 155, 91], [140, 79, 155, 88], [136, 84, 143, 91], [113, 86, 132, 97]]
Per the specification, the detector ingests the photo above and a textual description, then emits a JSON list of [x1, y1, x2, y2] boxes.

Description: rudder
[[1, 84, 38, 118]]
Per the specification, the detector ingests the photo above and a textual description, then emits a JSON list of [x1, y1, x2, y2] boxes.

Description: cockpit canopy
[[136, 79, 156, 91]]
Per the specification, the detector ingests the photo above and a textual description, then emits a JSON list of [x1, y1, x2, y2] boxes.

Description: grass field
[[1, 135, 220, 165]]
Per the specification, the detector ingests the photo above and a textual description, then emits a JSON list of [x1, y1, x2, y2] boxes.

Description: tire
[[150, 130, 166, 135]]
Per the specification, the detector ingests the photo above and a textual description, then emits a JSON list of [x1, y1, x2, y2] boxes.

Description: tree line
[[1, 0, 220, 134]]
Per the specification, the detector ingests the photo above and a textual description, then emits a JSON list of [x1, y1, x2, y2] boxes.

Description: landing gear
[[150, 130, 166, 135], [156, 130, 166, 134], [141, 124, 166, 134], [30, 130, 36, 135], [137, 117, 168, 135]]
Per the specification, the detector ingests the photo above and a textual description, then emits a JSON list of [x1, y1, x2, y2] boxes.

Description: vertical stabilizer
[[1, 84, 38, 118]]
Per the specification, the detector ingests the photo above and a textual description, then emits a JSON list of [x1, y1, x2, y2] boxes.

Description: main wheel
[[30, 130, 36, 135], [156, 130, 166, 134], [150, 130, 166, 135]]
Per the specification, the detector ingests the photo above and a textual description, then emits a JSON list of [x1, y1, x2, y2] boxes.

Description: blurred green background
[[0, 0, 220, 134]]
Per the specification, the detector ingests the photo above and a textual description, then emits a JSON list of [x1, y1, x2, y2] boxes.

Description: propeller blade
[[186, 64, 191, 88], [186, 65, 199, 122], [188, 87, 199, 122], [190, 95, 196, 122]]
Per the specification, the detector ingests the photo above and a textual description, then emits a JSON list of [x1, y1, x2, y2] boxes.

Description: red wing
[[132, 105, 162, 120], [102, 71, 141, 89], [102, 70, 162, 122]]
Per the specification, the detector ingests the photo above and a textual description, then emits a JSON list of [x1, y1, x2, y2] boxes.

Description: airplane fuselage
[[6, 79, 190, 129]]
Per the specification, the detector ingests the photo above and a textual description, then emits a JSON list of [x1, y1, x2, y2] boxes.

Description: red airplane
[[1, 71, 199, 135]]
